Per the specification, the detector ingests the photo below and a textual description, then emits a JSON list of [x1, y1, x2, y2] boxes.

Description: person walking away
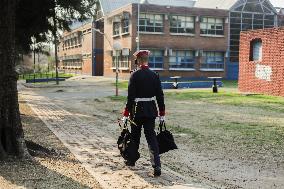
[[122, 50, 165, 177]]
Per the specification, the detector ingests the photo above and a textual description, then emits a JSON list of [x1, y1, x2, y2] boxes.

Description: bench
[[170, 76, 181, 89]]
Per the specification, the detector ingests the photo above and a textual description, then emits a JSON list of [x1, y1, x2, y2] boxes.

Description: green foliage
[[16, 0, 52, 53], [15, 0, 98, 53]]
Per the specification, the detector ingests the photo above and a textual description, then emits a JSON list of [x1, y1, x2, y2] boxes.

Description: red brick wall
[[58, 23, 92, 75], [103, 4, 228, 79], [239, 27, 284, 97], [82, 59, 92, 75]]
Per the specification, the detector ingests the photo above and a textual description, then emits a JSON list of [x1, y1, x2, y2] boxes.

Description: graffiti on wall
[[255, 64, 272, 81]]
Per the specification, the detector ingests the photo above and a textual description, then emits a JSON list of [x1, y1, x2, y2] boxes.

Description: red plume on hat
[[133, 50, 151, 58]]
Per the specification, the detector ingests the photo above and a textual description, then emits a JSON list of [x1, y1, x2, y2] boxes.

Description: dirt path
[[19, 83, 207, 189], [0, 98, 101, 189], [18, 76, 284, 189]]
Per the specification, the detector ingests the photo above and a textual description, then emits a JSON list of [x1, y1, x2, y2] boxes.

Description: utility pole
[[113, 42, 122, 96], [116, 50, 119, 96], [33, 45, 36, 84], [92, 17, 96, 76], [53, 0, 59, 85], [137, 2, 140, 51], [32, 36, 36, 84]]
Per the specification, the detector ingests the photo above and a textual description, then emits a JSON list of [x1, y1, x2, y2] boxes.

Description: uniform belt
[[134, 97, 156, 102]]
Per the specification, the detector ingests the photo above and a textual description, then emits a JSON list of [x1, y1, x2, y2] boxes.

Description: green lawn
[[107, 95, 127, 101], [165, 90, 284, 113], [112, 79, 284, 113], [221, 80, 238, 88], [107, 79, 284, 163], [113, 81, 128, 89]]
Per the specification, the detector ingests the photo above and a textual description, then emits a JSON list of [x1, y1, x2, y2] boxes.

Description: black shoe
[[124, 160, 135, 167], [154, 166, 161, 176]]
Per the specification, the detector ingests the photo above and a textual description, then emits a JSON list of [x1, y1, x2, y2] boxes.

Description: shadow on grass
[[12, 102, 96, 189], [0, 153, 93, 189]]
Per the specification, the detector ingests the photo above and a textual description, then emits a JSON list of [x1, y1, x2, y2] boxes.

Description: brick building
[[97, 0, 281, 80], [58, 22, 104, 76], [102, 3, 229, 79], [58, 0, 283, 79], [238, 27, 284, 97]]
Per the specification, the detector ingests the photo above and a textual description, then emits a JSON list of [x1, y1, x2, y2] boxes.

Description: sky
[[269, 0, 284, 8]]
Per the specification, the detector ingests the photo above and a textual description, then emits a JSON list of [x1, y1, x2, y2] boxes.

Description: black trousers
[[131, 118, 161, 168]]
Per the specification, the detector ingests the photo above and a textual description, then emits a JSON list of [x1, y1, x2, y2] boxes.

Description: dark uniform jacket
[[126, 67, 165, 119]]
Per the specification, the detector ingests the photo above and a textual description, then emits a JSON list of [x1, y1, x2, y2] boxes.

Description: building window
[[78, 35, 82, 45], [112, 54, 119, 68], [250, 39, 262, 61], [63, 59, 82, 69], [139, 13, 163, 33], [149, 50, 164, 69], [229, 2, 275, 63], [112, 55, 129, 68], [201, 51, 224, 70], [67, 40, 71, 48], [113, 22, 120, 36], [169, 50, 195, 69], [122, 19, 129, 34], [170, 15, 195, 34], [71, 38, 74, 46], [120, 56, 129, 68], [200, 17, 224, 35]]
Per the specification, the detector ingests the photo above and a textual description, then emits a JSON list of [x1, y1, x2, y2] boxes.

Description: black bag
[[157, 121, 178, 154], [117, 121, 140, 162]]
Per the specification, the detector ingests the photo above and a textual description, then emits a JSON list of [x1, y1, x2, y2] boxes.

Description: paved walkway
[[21, 89, 206, 189]]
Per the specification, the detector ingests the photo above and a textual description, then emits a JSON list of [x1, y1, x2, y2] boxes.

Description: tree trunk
[[0, 0, 26, 159]]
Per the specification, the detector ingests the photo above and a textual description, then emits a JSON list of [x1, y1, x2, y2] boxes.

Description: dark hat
[[133, 50, 151, 59]]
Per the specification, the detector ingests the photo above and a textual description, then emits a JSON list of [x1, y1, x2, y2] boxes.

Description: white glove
[[159, 116, 165, 122], [121, 116, 128, 124]]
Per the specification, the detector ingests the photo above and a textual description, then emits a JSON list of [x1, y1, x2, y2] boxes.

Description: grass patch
[[113, 81, 128, 89], [207, 122, 284, 147], [19, 72, 75, 80], [165, 124, 200, 139], [165, 90, 284, 112], [107, 95, 127, 101], [221, 80, 238, 88]]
